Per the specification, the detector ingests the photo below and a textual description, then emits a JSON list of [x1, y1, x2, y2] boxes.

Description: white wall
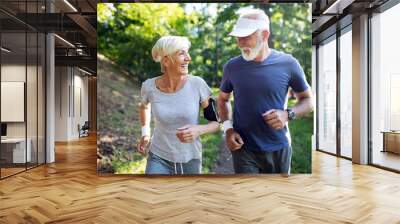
[[73, 72, 89, 138], [55, 66, 69, 141], [55, 67, 89, 141]]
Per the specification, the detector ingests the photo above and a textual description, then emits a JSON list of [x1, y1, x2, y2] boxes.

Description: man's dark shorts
[[231, 146, 292, 174]]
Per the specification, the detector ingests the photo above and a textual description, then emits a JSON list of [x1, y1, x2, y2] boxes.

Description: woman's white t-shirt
[[141, 75, 212, 163]]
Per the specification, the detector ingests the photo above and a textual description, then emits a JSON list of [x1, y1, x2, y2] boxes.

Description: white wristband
[[222, 120, 233, 133], [141, 126, 150, 137]]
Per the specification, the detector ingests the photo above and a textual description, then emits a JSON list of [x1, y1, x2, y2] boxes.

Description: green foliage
[[287, 99, 312, 173], [98, 3, 190, 82], [290, 115, 313, 173], [98, 3, 312, 85]]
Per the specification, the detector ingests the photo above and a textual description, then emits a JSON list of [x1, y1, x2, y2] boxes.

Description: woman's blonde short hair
[[151, 36, 191, 64]]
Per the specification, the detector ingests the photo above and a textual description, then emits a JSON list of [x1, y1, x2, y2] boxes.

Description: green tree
[[98, 3, 192, 82]]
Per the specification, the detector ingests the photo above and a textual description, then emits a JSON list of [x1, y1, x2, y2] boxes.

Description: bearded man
[[217, 8, 314, 175]]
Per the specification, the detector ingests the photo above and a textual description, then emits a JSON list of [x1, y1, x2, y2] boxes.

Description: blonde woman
[[137, 36, 219, 174]]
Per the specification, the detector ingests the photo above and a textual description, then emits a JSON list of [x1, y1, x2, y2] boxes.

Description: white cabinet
[[1, 138, 31, 163]]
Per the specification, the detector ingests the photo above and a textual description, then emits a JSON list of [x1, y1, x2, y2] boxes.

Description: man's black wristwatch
[[286, 108, 296, 121]]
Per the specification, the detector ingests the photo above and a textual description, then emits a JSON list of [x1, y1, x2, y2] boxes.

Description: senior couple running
[[137, 9, 314, 175]]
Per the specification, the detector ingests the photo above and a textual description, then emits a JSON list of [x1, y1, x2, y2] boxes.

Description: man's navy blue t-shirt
[[220, 49, 310, 152]]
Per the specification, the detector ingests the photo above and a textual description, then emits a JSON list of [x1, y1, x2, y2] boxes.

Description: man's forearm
[[217, 98, 232, 122], [292, 97, 314, 118]]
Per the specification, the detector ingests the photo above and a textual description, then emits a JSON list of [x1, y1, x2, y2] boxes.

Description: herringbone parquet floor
[[0, 135, 399, 223]]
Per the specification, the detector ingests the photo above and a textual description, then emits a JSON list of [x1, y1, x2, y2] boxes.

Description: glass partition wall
[[317, 35, 337, 155], [1, 31, 27, 177], [370, 3, 400, 171], [0, 1, 46, 179], [339, 27, 352, 159], [316, 26, 353, 159]]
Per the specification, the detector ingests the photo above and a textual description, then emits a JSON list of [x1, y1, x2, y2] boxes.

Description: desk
[[381, 131, 400, 154], [1, 138, 31, 163]]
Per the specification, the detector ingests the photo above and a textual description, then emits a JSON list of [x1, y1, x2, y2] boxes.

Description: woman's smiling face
[[164, 48, 191, 76]]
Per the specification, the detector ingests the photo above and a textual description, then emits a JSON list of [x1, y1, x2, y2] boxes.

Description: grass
[[289, 115, 313, 173], [287, 98, 313, 173], [113, 158, 147, 174], [199, 117, 222, 173]]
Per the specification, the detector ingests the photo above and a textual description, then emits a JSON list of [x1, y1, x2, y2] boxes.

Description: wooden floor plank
[[0, 135, 399, 223]]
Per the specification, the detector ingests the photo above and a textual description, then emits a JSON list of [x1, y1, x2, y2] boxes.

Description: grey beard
[[240, 41, 264, 61]]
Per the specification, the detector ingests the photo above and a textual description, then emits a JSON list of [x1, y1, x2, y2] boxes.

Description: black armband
[[203, 98, 219, 122]]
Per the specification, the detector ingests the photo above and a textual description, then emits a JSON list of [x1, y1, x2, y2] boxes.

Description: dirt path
[[212, 137, 234, 174]]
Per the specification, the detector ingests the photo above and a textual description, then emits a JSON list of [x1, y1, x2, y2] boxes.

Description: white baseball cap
[[229, 17, 270, 37]]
